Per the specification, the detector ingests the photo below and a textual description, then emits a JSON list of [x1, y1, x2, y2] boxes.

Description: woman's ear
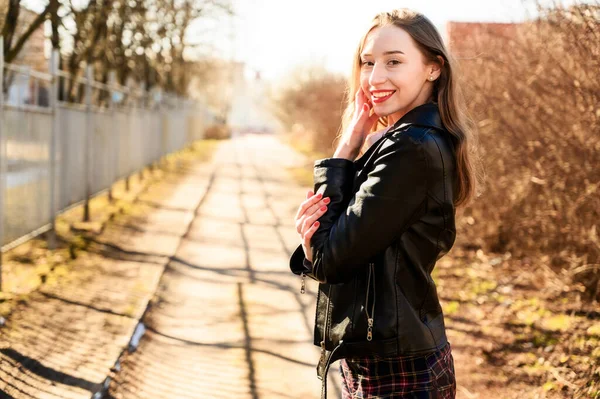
[[429, 56, 444, 81], [436, 55, 445, 67], [434, 56, 444, 79]]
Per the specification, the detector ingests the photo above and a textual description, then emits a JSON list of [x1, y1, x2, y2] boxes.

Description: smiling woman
[[359, 26, 442, 125], [290, 8, 482, 399]]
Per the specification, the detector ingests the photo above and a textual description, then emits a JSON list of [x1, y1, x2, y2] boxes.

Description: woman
[[289, 8, 479, 399]]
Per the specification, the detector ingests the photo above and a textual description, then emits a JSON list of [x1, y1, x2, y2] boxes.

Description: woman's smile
[[371, 90, 396, 104]]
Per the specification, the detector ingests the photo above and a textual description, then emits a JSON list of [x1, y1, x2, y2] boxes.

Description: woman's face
[[359, 25, 439, 125]]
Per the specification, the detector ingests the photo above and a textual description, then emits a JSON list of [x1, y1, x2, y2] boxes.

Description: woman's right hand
[[334, 88, 380, 159], [294, 190, 331, 263]]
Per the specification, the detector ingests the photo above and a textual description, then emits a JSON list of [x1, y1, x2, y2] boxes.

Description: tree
[[2, 0, 233, 101]]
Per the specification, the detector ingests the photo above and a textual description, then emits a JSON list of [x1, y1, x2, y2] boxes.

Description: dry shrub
[[458, 2, 600, 299], [271, 66, 347, 156], [204, 123, 231, 140], [274, 4, 600, 300]]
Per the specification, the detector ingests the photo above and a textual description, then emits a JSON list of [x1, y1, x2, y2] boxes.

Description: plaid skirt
[[339, 342, 456, 398]]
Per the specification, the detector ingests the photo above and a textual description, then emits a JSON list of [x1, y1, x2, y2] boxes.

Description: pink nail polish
[[320, 206, 327, 211]]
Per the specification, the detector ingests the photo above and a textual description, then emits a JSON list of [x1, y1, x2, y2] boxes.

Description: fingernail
[[320, 206, 327, 211], [315, 222, 320, 226], [323, 197, 330, 204], [363, 104, 368, 112], [317, 193, 323, 198]]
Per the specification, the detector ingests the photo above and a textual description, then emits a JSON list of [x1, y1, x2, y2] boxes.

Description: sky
[[189, 0, 545, 80], [23, 0, 581, 81]]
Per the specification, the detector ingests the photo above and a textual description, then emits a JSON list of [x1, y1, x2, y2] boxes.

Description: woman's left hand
[[295, 190, 330, 263]]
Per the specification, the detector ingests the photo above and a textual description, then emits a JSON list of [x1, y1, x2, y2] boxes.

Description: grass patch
[[279, 133, 329, 189], [287, 166, 314, 188], [442, 300, 460, 315]]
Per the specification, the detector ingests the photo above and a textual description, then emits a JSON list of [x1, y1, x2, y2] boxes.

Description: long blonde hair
[[340, 9, 482, 208]]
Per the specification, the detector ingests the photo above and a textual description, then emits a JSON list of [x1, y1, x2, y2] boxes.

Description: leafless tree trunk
[[1, 0, 51, 63]]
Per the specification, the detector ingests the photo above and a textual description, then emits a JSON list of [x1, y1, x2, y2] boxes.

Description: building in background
[[227, 61, 280, 134], [3, 6, 49, 106]]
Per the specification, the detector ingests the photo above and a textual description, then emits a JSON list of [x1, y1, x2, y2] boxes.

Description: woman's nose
[[369, 63, 387, 86]]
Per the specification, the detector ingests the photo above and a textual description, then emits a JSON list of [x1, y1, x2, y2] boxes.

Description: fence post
[[83, 65, 93, 222], [108, 71, 116, 202], [160, 90, 166, 167], [175, 95, 182, 169], [139, 84, 145, 181], [47, 50, 59, 249], [124, 85, 130, 192], [0, 36, 5, 291]]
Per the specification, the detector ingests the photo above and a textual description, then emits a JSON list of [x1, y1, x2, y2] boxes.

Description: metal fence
[[0, 37, 214, 263]]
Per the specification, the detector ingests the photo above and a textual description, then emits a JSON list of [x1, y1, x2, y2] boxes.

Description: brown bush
[[271, 66, 347, 156], [203, 123, 232, 140], [457, 2, 600, 299], [274, 4, 600, 301]]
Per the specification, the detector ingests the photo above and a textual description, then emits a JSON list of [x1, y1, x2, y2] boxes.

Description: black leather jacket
[[289, 102, 458, 396]]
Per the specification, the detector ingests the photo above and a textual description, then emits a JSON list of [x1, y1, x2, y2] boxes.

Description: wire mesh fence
[[0, 36, 214, 261]]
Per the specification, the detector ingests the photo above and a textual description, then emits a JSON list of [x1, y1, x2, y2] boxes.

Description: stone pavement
[[107, 133, 340, 398], [0, 155, 213, 398], [0, 133, 339, 398]]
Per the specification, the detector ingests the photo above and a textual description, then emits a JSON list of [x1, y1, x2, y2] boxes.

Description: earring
[[429, 76, 435, 81]]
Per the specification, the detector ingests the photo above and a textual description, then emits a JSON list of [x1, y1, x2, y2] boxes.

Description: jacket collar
[[354, 102, 446, 170], [386, 102, 445, 136]]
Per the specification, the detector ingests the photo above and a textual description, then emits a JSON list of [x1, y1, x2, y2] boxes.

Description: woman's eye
[[361, 60, 400, 67]]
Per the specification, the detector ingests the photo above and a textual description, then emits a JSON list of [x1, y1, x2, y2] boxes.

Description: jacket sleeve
[[289, 243, 317, 279], [289, 157, 356, 281], [310, 134, 428, 284]]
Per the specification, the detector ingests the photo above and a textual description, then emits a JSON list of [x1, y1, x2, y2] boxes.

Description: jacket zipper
[[300, 272, 306, 294], [317, 264, 376, 399], [365, 262, 376, 341]]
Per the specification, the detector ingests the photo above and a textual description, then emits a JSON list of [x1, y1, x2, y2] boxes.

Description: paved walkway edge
[[91, 164, 217, 399]]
